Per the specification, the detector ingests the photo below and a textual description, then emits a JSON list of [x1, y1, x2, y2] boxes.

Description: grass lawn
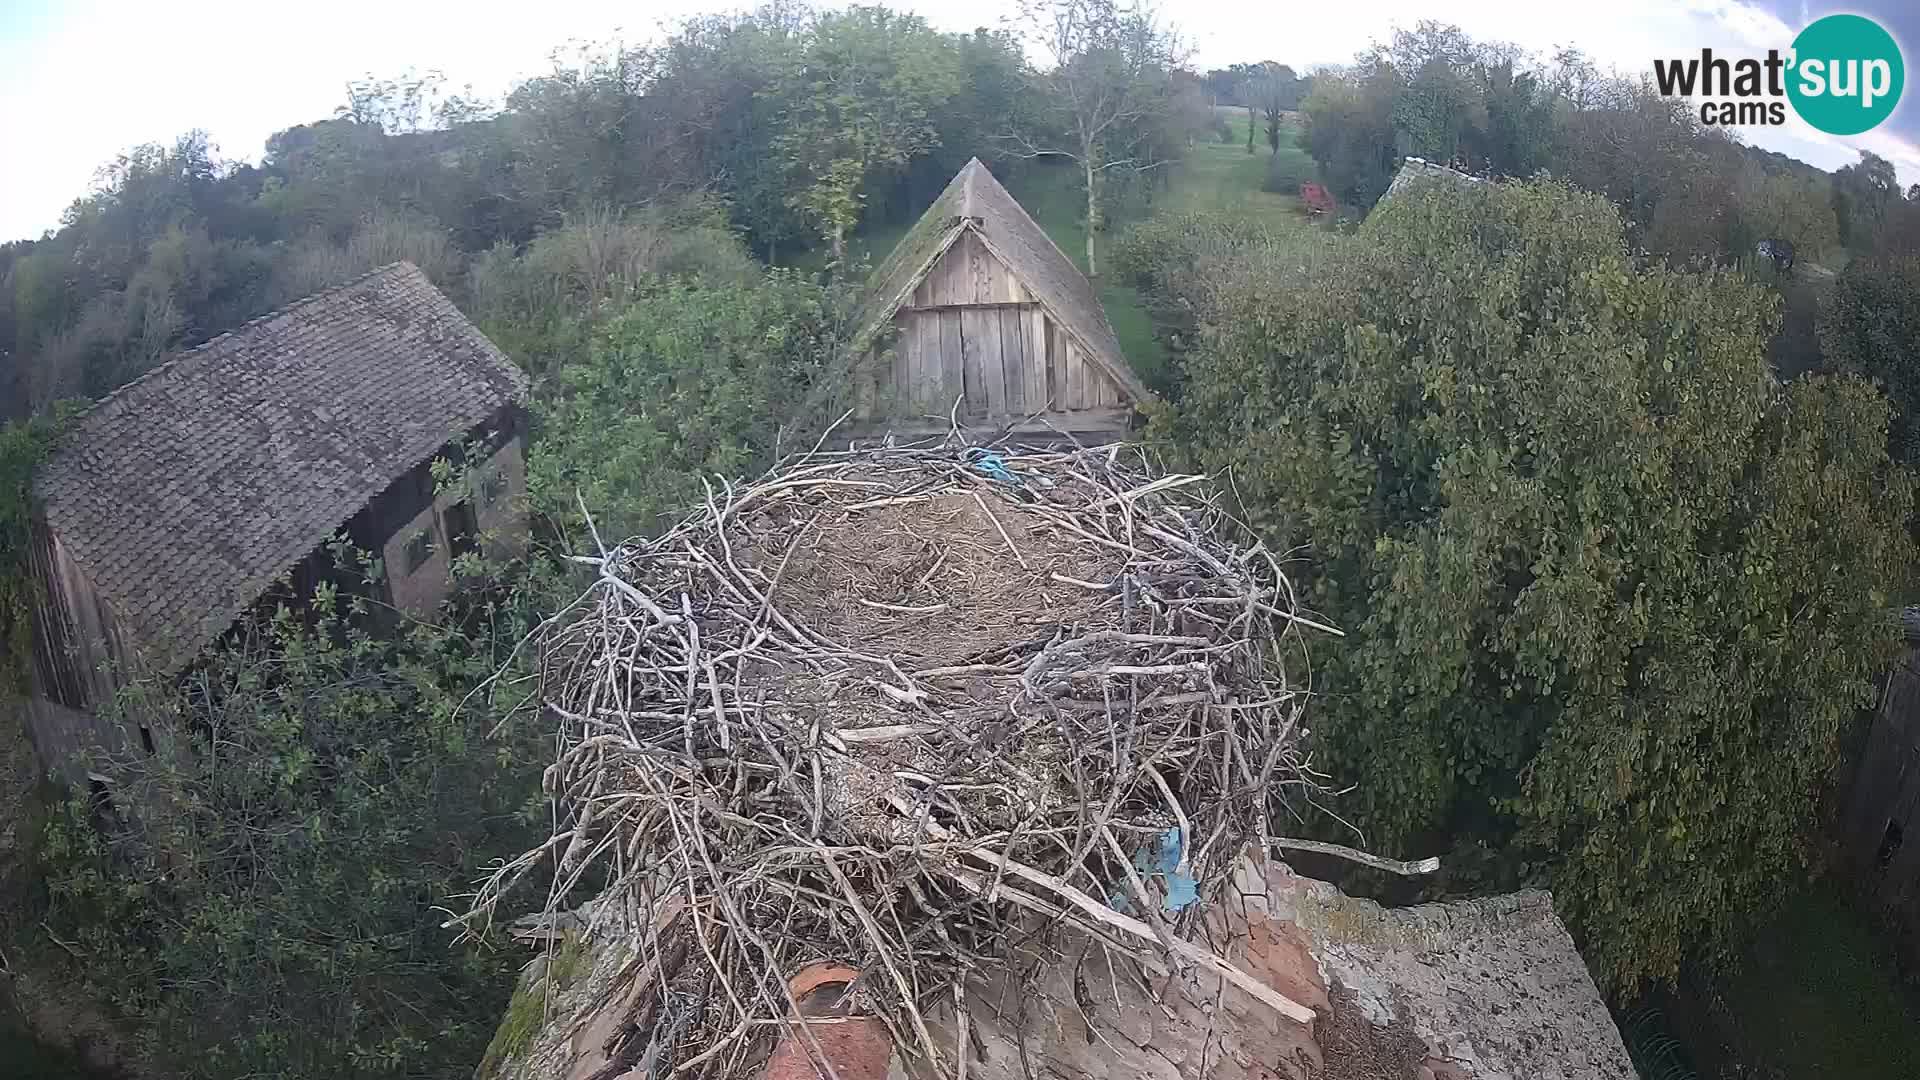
[[1002, 165, 1169, 389], [1666, 881, 1920, 1079], [1166, 109, 1306, 228]]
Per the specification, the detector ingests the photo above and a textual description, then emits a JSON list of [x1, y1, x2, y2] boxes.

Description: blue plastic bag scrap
[[1107, 826, 1200, 914], [962, 447, 1016, 486]]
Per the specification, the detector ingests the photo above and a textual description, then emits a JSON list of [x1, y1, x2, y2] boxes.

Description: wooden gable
[[854, 228, 1134, 436], [842, 159, 1148, 443]]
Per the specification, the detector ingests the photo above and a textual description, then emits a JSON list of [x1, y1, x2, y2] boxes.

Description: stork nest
[[464, 442, 1341, 1079]]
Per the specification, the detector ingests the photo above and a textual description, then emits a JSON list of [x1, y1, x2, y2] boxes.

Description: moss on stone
[[475, 933, 590, 1080]]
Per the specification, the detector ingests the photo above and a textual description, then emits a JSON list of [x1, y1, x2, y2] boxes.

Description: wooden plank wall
[[25, 524, 147, 781], [910, 230, 1029, 307], [28, 525, 138, 712], [1841, 649, 1920, 944], [857, 229, 1131, 429]]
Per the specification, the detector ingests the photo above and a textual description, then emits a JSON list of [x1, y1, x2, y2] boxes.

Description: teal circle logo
[[1787, 14, 1904, 135]]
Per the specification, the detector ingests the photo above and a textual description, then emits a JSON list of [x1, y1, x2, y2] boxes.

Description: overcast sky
[[1, 0, 1915, 244]]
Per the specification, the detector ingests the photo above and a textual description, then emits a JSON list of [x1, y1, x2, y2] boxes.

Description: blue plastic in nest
[[1106, 827, 1199, 914]]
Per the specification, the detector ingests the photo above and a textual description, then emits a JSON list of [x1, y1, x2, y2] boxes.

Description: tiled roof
[[36, 262, 528, 676], [849, 158, 1151, 404], [1382, 156, 1485, 202]]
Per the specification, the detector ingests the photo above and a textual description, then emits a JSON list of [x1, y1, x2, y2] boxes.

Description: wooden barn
[[20, 262, 530, 784], [842, 158, 1152, 443], [1838, 608, 1920, 962]]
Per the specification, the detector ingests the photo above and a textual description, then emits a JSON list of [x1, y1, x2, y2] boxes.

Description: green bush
[[1111, 211, 1338, 375], [469, 199, 758, 379], [1162, 178, 1916, 993], [1262, 148, 1313, 195], [34, 571, 551, 1080], [1818, 255, 1920, 464], [527, 271, 840, 542], [1, 408, 80, 702]]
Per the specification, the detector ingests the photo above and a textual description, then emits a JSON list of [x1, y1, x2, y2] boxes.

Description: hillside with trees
[[6, 4, 1920, 1079]]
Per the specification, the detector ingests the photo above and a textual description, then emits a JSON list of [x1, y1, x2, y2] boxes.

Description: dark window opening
[[481, 469, 509, 508], [1877, 820, 1904, 869], [444, 500, 479, 561], [86, 774, 113, 815], [139, 725, 155, 756], [402, 528, 434, 575]]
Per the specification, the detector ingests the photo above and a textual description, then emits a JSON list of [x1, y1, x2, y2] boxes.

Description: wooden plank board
[[942, 309, 970, 417], [969, 231, 993, 304], [1029, 309, 1049, 410], [1089, 366, 1117, 407], [1044, 321, 1059, 411], [958, 309, 992, 416], [890, 320, 912, 414], [999, 307, 1027, 413], [939, 309, 965, 413], [925, 311, 950, 411], [1062, 339, 1085, 410]]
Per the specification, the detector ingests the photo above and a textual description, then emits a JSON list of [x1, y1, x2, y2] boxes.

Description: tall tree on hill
[[1834, 149, 1900, 253], [1250, 62, 1300, 154], [769, 6, 961, 264], [1011, 0, 1186, 277], [1819, 255, 1920, 463], [651, 6, 810, 260]]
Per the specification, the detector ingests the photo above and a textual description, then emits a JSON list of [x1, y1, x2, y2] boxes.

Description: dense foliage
[[1291, 22, 1920, 267], [527, 271, 843, 541], [1819, 255, 1920, 464], [1160, 179, 1917, 990], [0, 4, 1099, 422], [0, 407, 77, 701], [34, 572, 550, 1079]]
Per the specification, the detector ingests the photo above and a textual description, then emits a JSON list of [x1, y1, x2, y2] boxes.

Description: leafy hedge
[[1161, 178, 1917, 991], [1819, 255, 1920, 465], [527, 271, 841, 542], [36, 573, 551, 1080], [1, 408, 78, 702]]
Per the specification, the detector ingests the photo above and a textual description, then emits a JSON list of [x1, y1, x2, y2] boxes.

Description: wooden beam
[[897, 301, 1042, 314]]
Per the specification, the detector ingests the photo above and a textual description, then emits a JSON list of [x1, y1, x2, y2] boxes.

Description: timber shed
[[21, 262, 529, 782], [1839, 607, 1920, 965], [842, 158, 1152, 443]]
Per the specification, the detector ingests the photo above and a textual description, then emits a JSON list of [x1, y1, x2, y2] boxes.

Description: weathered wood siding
[[1840, 646, 1920, 956], [855, 232, 1133, 436], [24, 523, 146, 781]]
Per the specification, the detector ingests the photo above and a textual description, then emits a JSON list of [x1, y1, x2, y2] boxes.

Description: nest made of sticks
[[466, 442, 1343, 1079]]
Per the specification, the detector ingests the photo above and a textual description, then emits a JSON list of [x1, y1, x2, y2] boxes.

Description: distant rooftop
[[1383, 156, 1486, 202]]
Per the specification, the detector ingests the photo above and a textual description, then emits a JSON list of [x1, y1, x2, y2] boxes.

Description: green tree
[[1299, 63, 1400, 207], [1012, 0, 1188, 277], [769, 6, 961, 263], [1834, 149, 1899, 253], [650, 6, 810, 260], [1163, 178, 1915, 992], [1249, 62, 1299, 154], [1735, 170, 1840, 263], [0, 410, 78, 701], [527, 272, 838, 541], [1819, 255, 1920, 463], [33, 576, 549, 1080]]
